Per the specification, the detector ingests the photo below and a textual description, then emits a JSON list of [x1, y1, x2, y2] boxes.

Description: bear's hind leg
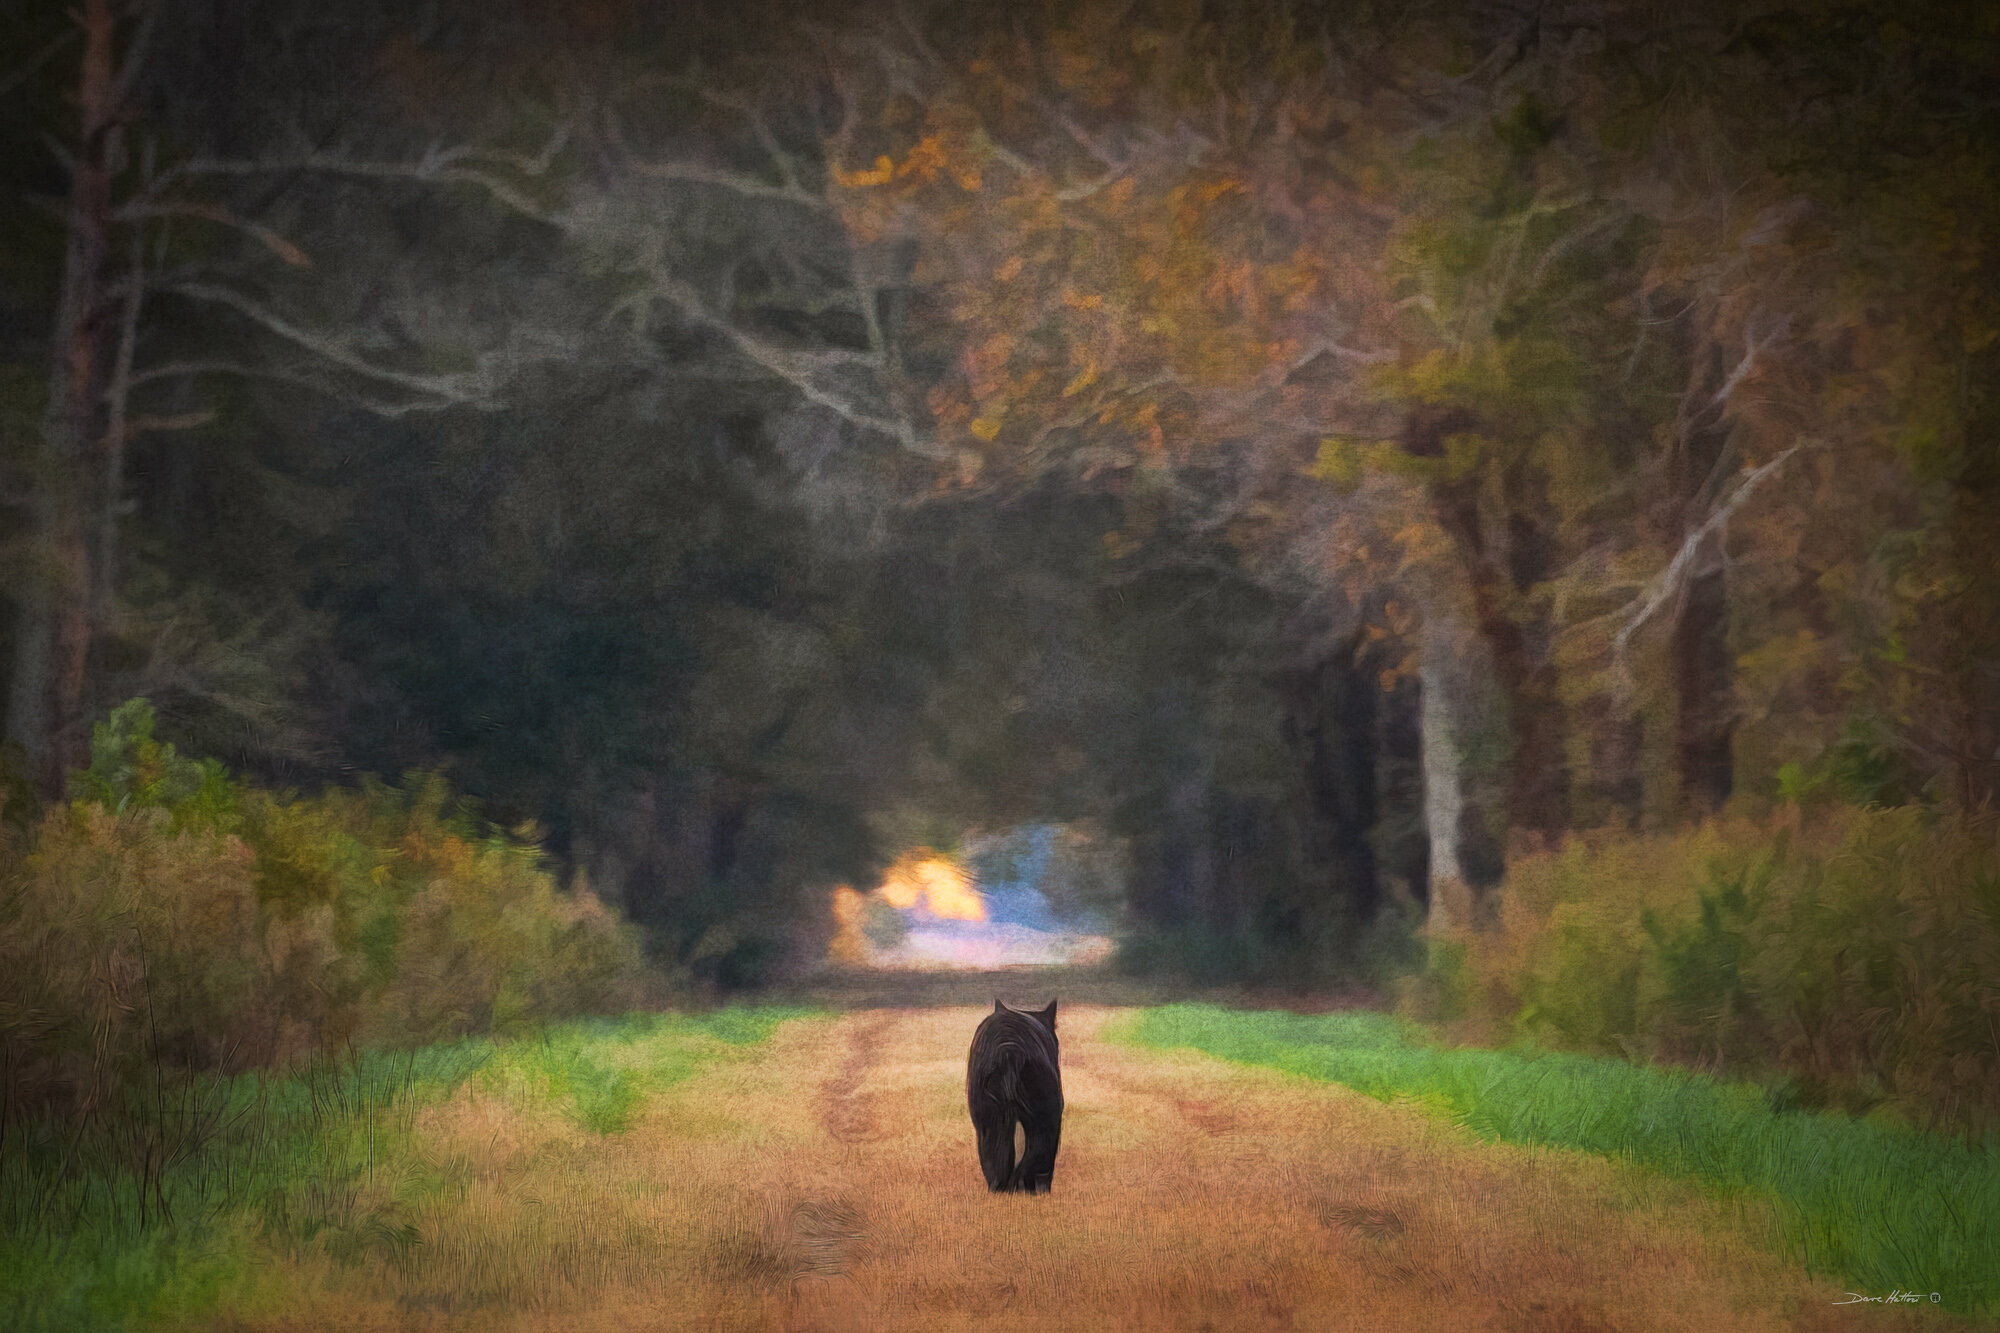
[[1013, 1112, 1061, 1194], [973, 1110, 1016, 1192]]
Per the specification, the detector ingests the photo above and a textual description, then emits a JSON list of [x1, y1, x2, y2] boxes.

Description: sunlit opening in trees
[[875, 849, 986, 920], [825, 831, 1118, 970]]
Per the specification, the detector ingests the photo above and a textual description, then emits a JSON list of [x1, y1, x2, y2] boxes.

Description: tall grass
[[0, 1039, 492, 1332], [1121, 1002, 2000, 1315], [0, 1009, 812, 1331]]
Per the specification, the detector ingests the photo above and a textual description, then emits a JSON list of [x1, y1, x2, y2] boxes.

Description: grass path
[[211, 1007, 1955, 1331]]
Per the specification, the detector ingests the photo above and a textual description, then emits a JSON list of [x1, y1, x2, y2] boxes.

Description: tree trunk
[[1439, 496, 1570, 840], [1208, 792, 1256, 935], [1419, 623, 1466, 933], [1671, 528, 1734, 816], [1162, 768, 1215, 928], [1373, 662, 1430, 909], [1284, 647, 1382, 925], [5, 0, 122, 796], [1412, 431, 1569, 843], [1417, 612, 1505, 931], [1579, 692, 1645, 828]]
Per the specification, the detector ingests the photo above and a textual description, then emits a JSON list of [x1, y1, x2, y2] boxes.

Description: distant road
[[772, 964, 1175, 1010], [771, 965, 1385, 1013]]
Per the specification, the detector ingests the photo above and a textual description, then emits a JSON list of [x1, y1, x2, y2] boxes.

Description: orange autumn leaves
[[816, 11, 1451, 653], [824, 46, 1336, 484]]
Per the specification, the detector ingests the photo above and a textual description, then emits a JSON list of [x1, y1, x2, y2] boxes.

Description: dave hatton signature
[[1832, 1290, 1939, 1305]]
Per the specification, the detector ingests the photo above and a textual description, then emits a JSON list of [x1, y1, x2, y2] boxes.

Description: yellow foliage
[[875, 850, 985, 921], [830, 884, 864, 922], [897, 134, 949, 185], [1402, 348, 1457, 403], [1393, 517, 1456, 572], [832, 155, 895, 189], [1307, 437, 1364, 491], [826, 885, 872, 964], [0, 772, 651, 1130]]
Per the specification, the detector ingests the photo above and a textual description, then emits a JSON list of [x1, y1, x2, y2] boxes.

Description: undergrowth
[[1400, 806, 2000, 1139], [0, 1009, 813, 1331]]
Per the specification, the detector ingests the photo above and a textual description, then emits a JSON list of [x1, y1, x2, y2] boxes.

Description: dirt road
[[266, 1007, 1946, 1332]]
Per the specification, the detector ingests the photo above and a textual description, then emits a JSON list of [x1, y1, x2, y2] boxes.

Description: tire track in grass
[[818, 1011, 895, 1145], [743, 1010, 897, 1321]]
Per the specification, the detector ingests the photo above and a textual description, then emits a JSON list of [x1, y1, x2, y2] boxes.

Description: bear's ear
[[1040, 999, 1058, 1030], [994, 997, 1007, 1013]]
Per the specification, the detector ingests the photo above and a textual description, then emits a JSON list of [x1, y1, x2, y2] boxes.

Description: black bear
[[966, 998, 1063, 1194]]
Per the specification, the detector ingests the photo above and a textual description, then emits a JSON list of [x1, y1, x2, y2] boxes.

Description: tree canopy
[[2, 0, 1994, 985]]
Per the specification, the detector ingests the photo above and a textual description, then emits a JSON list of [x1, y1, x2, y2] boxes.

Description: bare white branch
[[1289, 340, 1397, 374], [1704, 313, 1788, 417], [115, 200, 313, 267], [1611, 446, 1798, 692], [1051, 108, 1127, 172], [597, 99, 830, 211], [125, 358, 477, 417], [647, 275, 948, 459], [107, 0, 160, 110], [626, 156, 830, 209], [1053, 169, 1131, 203], [163, 281, 491, 404], [423, 123, 570, 178], [175, 150, 560, 222], [122, 410, 217, 434]]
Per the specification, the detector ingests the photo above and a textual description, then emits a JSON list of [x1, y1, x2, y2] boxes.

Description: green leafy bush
[[0, 700, 650, 1207], [1414, 806, 2000, 1137]]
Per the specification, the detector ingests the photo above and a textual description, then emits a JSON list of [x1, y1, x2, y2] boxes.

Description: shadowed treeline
[[3, 0, 1996, 1003]]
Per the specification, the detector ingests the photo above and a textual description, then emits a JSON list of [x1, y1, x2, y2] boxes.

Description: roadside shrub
[[0, 701, 649, 1187], [1410, 806, 2000, 1137], [0, 803, 264, 1120]]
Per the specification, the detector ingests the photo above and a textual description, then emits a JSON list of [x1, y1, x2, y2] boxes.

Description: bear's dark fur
[[966, 998, 1063, 1194]]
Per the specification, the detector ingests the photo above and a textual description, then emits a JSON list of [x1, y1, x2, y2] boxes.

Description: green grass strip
[[0, 1007, 821, 1332], [0, 1038, 498, 1333], [483, 1006, 823, 1134], [1119, 1003, 1999, 1316]]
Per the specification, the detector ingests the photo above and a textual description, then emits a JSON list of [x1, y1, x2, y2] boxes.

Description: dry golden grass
[[206, 1008, 1956, 1332]]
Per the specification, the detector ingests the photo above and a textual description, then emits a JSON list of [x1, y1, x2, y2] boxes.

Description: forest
[[1, 0, 1997, 1323]]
